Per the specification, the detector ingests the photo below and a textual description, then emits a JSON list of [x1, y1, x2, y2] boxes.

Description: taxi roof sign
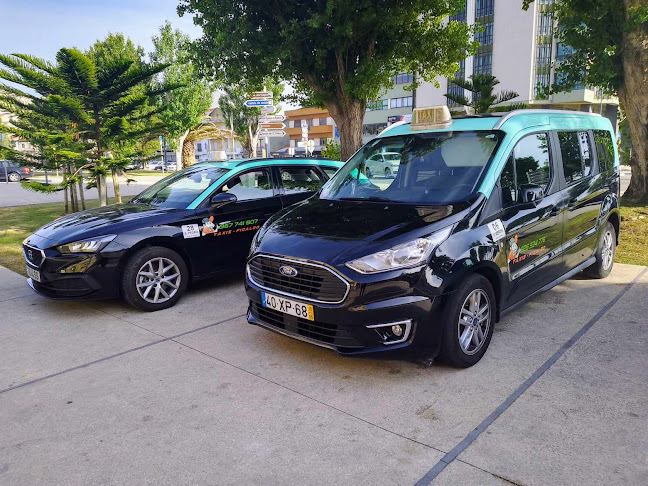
[[411, 105, 452, 130]]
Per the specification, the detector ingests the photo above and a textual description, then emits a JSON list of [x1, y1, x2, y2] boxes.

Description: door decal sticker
[[181, 224, 200, 239], [487, 219, 506, 242], [199, 217, 261, 237]]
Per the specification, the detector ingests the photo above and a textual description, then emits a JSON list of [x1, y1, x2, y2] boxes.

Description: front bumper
[[24, 247, 125, 300], [245, 266, 444, 357]]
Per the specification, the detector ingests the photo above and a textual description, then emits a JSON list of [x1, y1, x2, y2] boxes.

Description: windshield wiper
[[339, 196, 392, 202]]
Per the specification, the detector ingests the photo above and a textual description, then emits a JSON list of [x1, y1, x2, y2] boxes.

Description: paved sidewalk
[[0, 263, 646, 485]]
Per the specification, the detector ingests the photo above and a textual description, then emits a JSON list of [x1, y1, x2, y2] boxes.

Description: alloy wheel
[[136, 257, 181, 304], [8, 172, 20, 182], [601, 230, 614, 270], [457, 289, 491, 355]]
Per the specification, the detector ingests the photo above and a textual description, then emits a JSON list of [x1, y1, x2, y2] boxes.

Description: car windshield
[[320, 131, 503, 205], [131, 165, 229, 208]]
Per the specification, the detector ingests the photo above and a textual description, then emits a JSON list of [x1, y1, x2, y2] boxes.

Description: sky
[[0, 0, 201, 61], [0, 0, 296, 110]]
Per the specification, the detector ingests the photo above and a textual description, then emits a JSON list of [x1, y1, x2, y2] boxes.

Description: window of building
[[593, 130, 614, 172], [536, 44, 552, 67], [221, 169, 273, 201], [537, 12, 554, 36], [196, 142, 202, 152], [279, 167, 326, 194], [500, 133, 552, 207], [390, 96, 413, 109], [394, 73, 413, 84], [557, 131, 592, 184], [475, 22, 493, 45], [319, 117, 327, 125], [450, 1, 467, 22], [475, 0, 494, 18], [473, 52, 492, 75], [556, 43, 574, 62], [367, 99, 389, 111], [534, 73, 551, 97], [363, 123, 387, 137]]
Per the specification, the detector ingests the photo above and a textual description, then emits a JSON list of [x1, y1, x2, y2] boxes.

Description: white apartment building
[[362, 73, 415, 143], [417, 0, 618, 127]]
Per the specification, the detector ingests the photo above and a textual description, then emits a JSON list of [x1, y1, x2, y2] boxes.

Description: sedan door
[[191, 167, 282, 275]]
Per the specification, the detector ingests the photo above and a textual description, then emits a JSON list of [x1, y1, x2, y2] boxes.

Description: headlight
[[57, 235, 116, 254], [346, 226, 452, 274]]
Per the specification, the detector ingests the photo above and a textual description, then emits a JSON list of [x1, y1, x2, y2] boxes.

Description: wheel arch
[[119, 237, 195, 282], [606, 210, 620, 245]]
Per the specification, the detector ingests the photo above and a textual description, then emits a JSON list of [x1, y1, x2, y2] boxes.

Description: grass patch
[[124, 169, 167, 177], [617, 202, 648, 267], [0, 198, 128, 276]]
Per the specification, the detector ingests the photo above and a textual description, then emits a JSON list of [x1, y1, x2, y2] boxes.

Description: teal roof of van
[[377, 109, 613, 137]]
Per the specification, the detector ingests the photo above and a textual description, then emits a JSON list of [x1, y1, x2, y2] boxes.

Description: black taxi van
[[245, 107, 621, 367]]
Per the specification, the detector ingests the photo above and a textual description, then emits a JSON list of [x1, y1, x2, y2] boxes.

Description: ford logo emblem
[[279, 265, 298, 277]]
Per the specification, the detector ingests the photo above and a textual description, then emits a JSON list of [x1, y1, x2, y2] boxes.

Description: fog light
[[391, 324, 403, 337], [59, 255, 97, 273], [366, 319, 412, 345]]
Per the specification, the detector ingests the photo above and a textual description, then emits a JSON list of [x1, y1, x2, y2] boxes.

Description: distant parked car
[[365, 152, 401, 178], [0, 161, 31, 182]]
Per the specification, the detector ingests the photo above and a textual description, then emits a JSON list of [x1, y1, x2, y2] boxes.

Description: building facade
[[417, 0, 618, 127], [284, 107, 338, 153], [195, 107, 244, 161], [362, 73, 414, 143]]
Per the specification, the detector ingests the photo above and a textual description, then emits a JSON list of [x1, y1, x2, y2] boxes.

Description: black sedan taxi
[[23, 158, 342, 311], [246, 107, 621, 367]]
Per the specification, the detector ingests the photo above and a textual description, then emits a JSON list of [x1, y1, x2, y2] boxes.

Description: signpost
[[259, 122, 286, 130], [301, 120, 309, 142], [250, 91, 273, 99], [258, 115, 286, 123], [258, 129, 286, 137], [244, 99, 273, 107]]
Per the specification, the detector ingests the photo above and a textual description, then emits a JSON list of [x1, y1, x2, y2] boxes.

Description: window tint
[[594, 130, 614, 172], [220, 170, 273, 201], [499, 133, 552, 208], [558, 131, 592, 184], [279, 167, 325, 194]]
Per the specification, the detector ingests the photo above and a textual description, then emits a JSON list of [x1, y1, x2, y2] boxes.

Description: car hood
[[255, 196, 472, 265], [32, 203, 187, 246]]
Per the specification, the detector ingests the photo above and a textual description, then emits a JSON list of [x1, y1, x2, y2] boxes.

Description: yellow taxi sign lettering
[[411, 105, 452, 130]]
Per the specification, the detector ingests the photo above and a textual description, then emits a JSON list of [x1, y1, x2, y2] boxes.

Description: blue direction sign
[[244, 99, 273, 107]]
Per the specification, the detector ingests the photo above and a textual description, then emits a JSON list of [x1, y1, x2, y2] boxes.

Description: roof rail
[[493, 109, 600, 129]]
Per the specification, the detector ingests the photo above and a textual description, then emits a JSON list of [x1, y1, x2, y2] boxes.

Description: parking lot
[[1, 262, 647, 485]]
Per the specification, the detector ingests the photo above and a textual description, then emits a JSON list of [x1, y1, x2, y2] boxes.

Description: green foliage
[[87, 33, 145, 67], [150, 22, 213, 143], [321, 139, 341, 161], [445, 74, 527, 113], [179, 0, 476, 157]]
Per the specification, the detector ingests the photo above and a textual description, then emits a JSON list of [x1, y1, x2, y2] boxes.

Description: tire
[[121, 246, 189, 311], [8, 172, 20, 182], [384, 167, 392, 177], [365, 168, 372, 178], [584, 221, 616, 279], [438, 274, 496, 368]]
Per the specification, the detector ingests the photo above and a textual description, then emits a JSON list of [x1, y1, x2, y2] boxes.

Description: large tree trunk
[[96, 172, 107, 207], [182, 138, 196, 167], [619, 0, 648, 203], [326, 99, 365, 161], [111, 167, 122, 204]]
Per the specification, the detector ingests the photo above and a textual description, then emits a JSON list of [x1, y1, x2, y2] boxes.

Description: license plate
[[26, 265, 41, 282], [262, 292, 314, 321]]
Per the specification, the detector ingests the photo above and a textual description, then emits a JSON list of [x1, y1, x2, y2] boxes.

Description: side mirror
[[518, 185, 544, 205], [211, 192, 237, 208]]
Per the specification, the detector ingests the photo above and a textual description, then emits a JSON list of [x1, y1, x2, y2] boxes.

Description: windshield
[[131, 165, 229, 208], [320, 131, 503, 205]]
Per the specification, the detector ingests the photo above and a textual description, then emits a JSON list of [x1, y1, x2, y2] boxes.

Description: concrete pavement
[[0, 263, 647, 485]]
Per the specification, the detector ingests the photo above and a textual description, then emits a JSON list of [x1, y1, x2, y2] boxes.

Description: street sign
[[307, 140, 315, 154], [258, 129, 286, 137], [259, 115, 286, 123], [250, 91, 273, 99], [261, 106, 274, 115], [244, 99, 273, 107], [259, 122, 286, 129]]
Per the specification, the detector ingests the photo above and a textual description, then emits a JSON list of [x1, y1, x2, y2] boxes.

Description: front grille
[[248, 255, 349, 303], [250, 302, 362, 348], [23, 245, 43, 267]]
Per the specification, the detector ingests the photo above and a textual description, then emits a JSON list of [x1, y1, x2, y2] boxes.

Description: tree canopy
[[523, 0, 648, 202], [445, 74, 526, 113], [179, 0, 475, 158]]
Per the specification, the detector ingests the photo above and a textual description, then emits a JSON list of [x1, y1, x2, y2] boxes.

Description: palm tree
[[181, 121, 229, 167], [445, 74, 528, 114], [0, 49, 173, 207]]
